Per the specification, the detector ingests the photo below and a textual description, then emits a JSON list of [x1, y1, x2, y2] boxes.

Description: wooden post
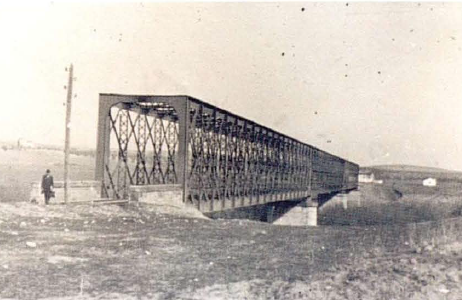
[[64, 64, 73, 204]]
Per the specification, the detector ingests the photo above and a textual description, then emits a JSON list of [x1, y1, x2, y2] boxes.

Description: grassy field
[[2, 151, 462, 299], [319, 184, 462, 226]]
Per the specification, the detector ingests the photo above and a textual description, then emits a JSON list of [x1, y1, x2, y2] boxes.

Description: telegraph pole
[[64, 64, 73, 204]]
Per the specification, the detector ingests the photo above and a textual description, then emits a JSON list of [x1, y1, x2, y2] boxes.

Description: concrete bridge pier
[[271, 195, 320, 227], [318, 190, 362, 213], [303, 197, 319, 227]]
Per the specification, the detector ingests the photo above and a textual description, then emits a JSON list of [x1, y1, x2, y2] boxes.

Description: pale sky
[[1, 2, 462, 170]]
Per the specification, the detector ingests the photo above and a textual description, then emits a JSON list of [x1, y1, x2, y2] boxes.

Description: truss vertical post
[[176, 97, 190, 203], [95, 96, 116, 197]]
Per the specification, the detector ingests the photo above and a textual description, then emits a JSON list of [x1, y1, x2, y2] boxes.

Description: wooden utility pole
[[64, 64, 73, 204]]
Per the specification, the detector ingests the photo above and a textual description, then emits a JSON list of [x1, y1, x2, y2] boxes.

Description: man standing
[[41, 169, 54, 205]]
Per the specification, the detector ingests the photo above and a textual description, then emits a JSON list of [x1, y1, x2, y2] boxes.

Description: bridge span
[[95, 94, 359, 220]]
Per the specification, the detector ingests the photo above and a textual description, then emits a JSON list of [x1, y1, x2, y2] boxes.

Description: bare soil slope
[[0, 201, 462, 300]]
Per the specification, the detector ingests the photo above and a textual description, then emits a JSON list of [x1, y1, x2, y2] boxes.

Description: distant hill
[[362, 165, 459, 174], [0, 140, 96, 157], [361, 164, 462, 183]]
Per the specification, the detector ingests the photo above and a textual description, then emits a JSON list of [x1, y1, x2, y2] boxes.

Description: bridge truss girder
[[95, 94, 358, 212]]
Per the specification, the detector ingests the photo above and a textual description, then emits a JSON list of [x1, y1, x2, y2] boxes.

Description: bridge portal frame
[[95, 94, 189, 201]]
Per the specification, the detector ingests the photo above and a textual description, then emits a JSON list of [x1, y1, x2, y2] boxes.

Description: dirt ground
[[1, 201, 462, 300]]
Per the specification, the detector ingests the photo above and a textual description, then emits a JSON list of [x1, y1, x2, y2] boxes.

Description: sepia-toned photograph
[[1, 1, 462, 299]]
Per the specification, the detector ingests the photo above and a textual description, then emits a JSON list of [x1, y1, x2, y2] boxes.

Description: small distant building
[[359, 170, 375, 183], [17, 138, 36, 149], [423, 178, 437, 187], [359, 169, 383, 184]]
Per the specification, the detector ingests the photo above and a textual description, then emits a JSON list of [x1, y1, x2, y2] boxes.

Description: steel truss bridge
[[95, 94, 359, 213]]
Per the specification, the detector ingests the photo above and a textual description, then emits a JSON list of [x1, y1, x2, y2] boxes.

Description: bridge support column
[[304, 199, 319, 227], [271, 196, 319, 227], [266, 204, 276, 223], [318, 191, 362, 213], [339, 193, 348, 210]]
